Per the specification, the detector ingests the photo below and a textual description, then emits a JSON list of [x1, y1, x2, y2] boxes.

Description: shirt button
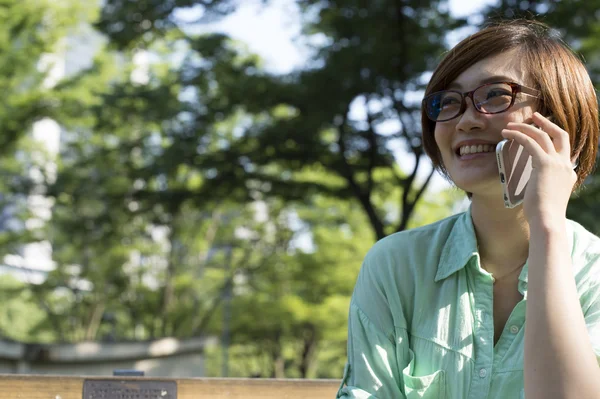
[[479, 368, 487, 378], [510, 325, 520, 334]]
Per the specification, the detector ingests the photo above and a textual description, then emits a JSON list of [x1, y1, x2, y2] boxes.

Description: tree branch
[[396, 166, 435, 232], [365, 96, 378, 194], [337, 115, 385, 239]]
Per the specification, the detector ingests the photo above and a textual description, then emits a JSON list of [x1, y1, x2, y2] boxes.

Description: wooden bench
[[0, 374, 341, 398]]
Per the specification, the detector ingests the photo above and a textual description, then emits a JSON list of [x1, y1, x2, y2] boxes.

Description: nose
[[454, 98, 485, 132]]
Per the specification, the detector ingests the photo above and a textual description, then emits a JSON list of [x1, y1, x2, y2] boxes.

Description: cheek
[[433, 125, 443, 148], [500, 109, 532, 125], [432, 129, 454, 172], [433, 126, 452, 156]]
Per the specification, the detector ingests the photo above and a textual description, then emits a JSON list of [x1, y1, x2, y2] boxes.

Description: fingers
[[531, 112, 571, 157], [502, 113, 573, 166], [501, 128, 548, 162], [504, 121, 555, 154]]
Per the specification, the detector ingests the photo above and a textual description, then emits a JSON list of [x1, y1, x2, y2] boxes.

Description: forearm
[[525, 219, 600, 399]]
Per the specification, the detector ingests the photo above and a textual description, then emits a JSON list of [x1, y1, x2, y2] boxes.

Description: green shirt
[[337, 208, 600, 399]]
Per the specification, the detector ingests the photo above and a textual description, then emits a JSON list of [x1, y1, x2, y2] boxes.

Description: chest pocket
[[402, 348, 447, 399]]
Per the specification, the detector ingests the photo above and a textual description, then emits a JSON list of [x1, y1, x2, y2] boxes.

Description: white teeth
[[459, 144, 494, 156]]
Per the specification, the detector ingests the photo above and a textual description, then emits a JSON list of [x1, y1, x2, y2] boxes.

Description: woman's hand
[[501, 112, 576, 229]]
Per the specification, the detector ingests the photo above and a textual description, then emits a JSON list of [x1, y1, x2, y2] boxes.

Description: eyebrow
[[447, 75, 519, 90]]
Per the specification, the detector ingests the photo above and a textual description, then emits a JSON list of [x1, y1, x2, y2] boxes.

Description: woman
[[336, 20, 600, 399]]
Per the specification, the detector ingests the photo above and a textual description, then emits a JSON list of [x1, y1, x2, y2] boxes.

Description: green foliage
[[0, 0, 99, 342], [96, 0, 245, 50], [0, 0, 88, 152], [0, 276, 53, 343], [89, 0, 467, 242], [0, 0, 469, 379]]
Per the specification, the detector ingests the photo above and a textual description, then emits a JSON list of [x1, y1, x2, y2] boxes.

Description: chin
[[451, 174, 501, 196]]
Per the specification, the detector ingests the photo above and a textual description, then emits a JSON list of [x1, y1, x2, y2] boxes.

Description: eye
[[440, 96, 460, 108], [486, 89, 512, 99]]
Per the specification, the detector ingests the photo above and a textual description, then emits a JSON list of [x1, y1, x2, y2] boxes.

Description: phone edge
[[495, 139, 519, 209]]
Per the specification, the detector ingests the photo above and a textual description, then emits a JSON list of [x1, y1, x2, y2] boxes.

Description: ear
[[571, 148, 580, 170], [571, 154, 579, 170]]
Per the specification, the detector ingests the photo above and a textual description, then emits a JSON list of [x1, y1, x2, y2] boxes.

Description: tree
[[199, 183, 461, 378], [0, 276, 54, 343], [90, 0, 465, 242], [0, 0, 97, 341], [3, 1, 470, 380], [96, 0, 247, 50], [0, 0, 90, 152]]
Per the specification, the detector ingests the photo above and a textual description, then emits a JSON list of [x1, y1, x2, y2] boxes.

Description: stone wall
[[0, 336, 216, 377]]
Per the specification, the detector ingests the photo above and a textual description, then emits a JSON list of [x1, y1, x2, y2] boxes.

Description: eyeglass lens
[[426, 82, 514, 121]]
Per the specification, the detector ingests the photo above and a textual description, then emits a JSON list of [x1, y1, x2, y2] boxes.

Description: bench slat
[[0, 374, 341, 398]]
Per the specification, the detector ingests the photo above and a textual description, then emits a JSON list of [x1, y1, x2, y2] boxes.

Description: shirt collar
[[518, 262, 529, 297], [434, 206, 532, 296], [435, 207, 479, 282]]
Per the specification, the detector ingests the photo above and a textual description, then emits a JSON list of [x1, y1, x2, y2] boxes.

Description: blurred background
[[0, 0, 599, 380]]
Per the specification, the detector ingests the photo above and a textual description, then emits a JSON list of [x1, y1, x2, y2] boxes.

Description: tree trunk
[[299, 324, 317, 378], [270, 331, 285, 378], [160, 223, 179, 337], [84, 300, 106, 341], [274, 353, 285, 378]]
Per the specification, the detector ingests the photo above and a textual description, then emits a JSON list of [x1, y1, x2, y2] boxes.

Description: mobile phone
[[495, 120, 550, 208], [496, 137, 532, 208]]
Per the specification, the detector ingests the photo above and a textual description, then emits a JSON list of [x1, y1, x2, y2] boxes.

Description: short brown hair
[[421, 20, 598, 187]]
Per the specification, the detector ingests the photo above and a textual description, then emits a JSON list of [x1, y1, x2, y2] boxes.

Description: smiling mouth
[[456, 144, 497, 157]]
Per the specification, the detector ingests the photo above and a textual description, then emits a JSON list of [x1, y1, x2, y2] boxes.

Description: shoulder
[[568, 219, 600, 255], [568, 219, 600, 267], [362, 211, 465, 269], [567, 219, 600, 296], [356, 211, 467, 290], [351, 212, 467, 329]]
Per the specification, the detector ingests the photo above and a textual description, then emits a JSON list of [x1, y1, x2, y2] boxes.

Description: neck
[[470, 195, 530, 280]]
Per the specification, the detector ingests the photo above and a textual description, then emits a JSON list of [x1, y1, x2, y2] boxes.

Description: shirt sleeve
[[337, 246, 409, 398], [336, 303, 408, 398], [583, 282, 600, 366]]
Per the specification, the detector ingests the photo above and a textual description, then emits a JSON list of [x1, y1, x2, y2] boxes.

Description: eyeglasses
[[423, 82, 541, 122]]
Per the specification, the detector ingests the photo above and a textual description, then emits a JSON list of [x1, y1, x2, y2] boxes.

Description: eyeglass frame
[[423, 81, 541, 122]]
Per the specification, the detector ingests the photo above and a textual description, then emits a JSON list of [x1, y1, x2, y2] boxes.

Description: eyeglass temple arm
[[520, 85, 541, 97]]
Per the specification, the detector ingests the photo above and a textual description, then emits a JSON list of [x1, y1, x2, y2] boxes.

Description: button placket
[[493, 302, 527, 372], [467, 275, 494, 399]]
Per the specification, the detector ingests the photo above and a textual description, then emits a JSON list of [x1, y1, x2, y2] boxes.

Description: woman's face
[[434, 49, 539, 199]]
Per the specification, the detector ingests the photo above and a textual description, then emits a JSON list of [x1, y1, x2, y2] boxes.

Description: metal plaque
[[83, 379, 177, 399]]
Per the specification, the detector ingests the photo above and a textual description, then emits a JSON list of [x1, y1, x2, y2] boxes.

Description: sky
[[199, 0, 499, 191], [201, 0, 499, 74]]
